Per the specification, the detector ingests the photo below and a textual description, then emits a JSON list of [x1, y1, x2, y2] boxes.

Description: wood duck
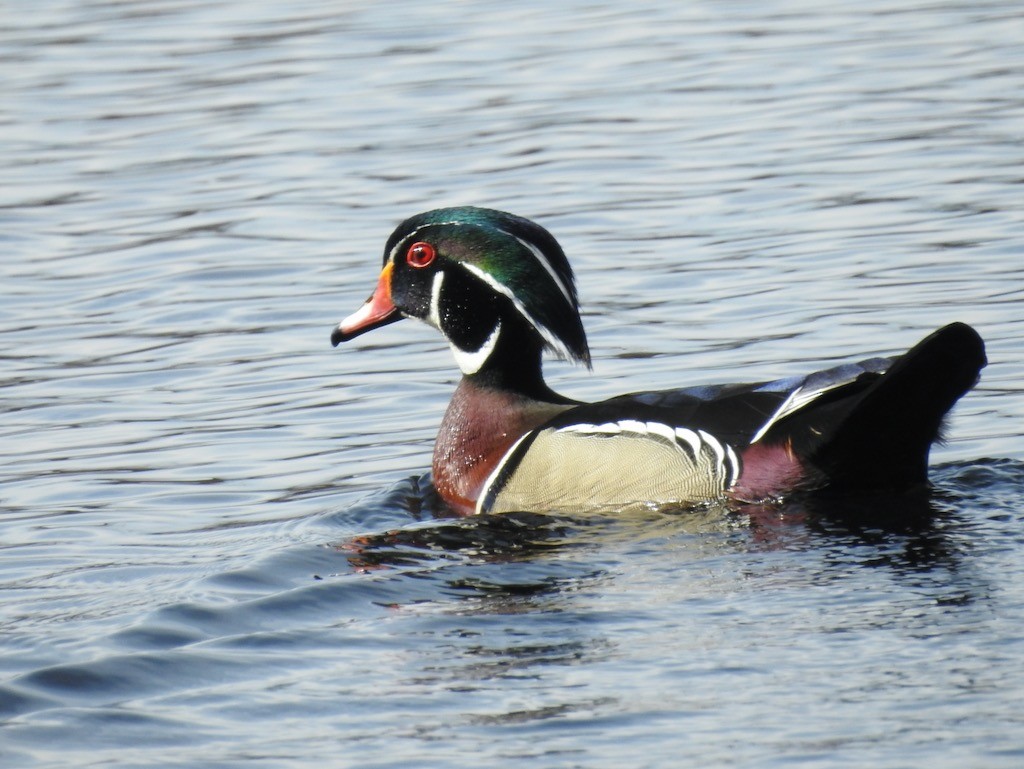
[[331, 207, 986, 516]]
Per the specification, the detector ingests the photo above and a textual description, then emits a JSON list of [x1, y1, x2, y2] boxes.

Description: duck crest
[[387, 207, 591, 369]]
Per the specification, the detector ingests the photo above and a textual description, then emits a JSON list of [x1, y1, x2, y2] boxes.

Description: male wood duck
[[332, 207, 986, 516]]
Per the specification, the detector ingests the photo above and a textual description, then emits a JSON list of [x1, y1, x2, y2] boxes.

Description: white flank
[[556, 418, 737, 490], [451, 320, 502, 376]]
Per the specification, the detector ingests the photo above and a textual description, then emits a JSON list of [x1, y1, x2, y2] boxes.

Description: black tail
[[809, 323, 986, 491]]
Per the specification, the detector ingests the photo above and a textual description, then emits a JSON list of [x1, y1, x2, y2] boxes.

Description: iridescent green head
[[333, 207, 591, 376]]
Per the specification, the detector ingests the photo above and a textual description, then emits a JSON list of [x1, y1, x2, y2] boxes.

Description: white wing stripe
[[751, 378, 858, 444]]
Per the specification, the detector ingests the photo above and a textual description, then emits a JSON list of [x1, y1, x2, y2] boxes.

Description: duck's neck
[[432, 345, 575, 514]]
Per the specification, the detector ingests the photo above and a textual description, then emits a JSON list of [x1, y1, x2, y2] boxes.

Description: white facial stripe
[[451, 320, 501, 376], [393, 221, 573, 305], [459, 262, 575, 361], [386, 240, 403, 264], [387, 221, 457, 264], [504, 230, 573, 305], [428, 270, 444, 329]]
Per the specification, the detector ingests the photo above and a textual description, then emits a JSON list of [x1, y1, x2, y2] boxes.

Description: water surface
[[2, 1, 1023, 767]]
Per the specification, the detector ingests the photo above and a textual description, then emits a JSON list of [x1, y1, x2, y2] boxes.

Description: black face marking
[[435, 267, 504, 353]]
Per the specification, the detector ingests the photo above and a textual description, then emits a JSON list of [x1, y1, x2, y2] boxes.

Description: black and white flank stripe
[[478, 417, 742, 514]]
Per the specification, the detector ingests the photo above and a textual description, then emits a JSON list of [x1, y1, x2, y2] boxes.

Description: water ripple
[[2, 1, 1023, 767]]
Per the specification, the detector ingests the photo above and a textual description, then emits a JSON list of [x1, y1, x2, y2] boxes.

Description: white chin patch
[[451, 321, 501, 375]]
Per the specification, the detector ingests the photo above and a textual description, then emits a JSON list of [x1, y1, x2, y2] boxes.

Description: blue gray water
[[2, 1, 1023, 766]]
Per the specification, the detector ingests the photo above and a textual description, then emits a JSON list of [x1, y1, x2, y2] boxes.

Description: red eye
[[406, 241, 436, 268]]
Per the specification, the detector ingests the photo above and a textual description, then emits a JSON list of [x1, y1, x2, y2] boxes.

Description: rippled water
[[2, 1, 1023, 766]]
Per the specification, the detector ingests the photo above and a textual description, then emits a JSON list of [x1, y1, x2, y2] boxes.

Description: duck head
[[332, 207, 591, 378]]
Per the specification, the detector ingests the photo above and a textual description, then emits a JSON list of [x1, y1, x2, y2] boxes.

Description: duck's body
[[332, 207, 985, 516]]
